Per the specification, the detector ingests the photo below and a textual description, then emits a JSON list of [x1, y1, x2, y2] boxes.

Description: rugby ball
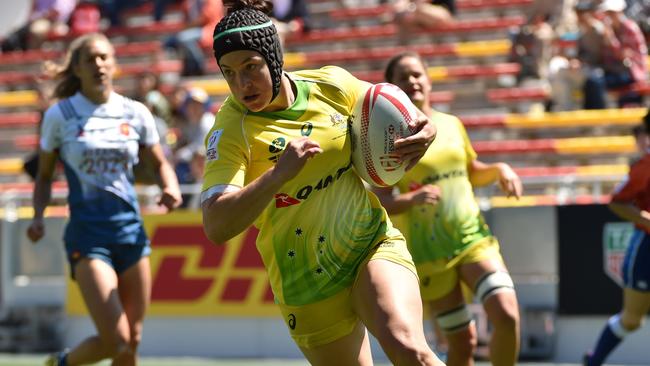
[[350, 83, 419, 187]]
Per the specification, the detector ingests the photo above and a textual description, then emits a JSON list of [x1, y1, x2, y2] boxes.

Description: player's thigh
[[74, 258, 130, 340], [299, 321, 373, 366], [352, 258, 425, 342], [457, 238, 508, 290], [621, 287, 650, 325], [117, 256, 151, 332]]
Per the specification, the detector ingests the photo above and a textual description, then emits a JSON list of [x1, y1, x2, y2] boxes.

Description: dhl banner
[[66, 210, 280, 317]]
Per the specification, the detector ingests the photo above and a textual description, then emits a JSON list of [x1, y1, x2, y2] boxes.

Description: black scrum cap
[[213, 8, 284, 102]]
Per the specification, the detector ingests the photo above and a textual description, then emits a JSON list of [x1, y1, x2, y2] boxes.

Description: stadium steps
[[0, 59, 179, 88], [328, 0, 533, 20], [0, 158, 25, 176], [473, 135, 635, 155], [459, 108, 647, 129], [353, 62, 520, 83], [486, 194, 611, 207], [0, 112, 40, 128], [285, 16, 524, 46], [0, 41, 162, 68], [204, 39, 512, 68], [0, 163, 627, 183], [4, 132, 636, 157], [0, 90, 38, 109]]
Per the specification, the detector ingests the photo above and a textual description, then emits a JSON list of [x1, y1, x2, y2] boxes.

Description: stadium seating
[[0, 112, 40, 127], [329, 0, 534, 19], [0, 41, 161, 67], [460, 108, 647, 128], [0, 0, 645, 201], [286, 16, 525, 45]]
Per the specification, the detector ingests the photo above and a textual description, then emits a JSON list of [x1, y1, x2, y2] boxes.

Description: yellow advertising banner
[[66, 210, 280, 317]]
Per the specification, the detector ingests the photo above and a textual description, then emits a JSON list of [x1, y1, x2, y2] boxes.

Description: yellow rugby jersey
[[396, 110, 491, 263], [202, 66, 400, 306]]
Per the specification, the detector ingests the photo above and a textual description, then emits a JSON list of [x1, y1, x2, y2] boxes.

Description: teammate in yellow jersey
[[376, 52, 523, 366], [201, 1, 445, 365]]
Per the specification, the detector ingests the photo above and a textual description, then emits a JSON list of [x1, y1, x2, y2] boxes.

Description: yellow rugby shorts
[[277, 234, 416, 349], [417, 236, 504, 301]]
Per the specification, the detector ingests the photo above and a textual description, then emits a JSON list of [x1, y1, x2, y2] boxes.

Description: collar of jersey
[[249, 74, 310, 120]]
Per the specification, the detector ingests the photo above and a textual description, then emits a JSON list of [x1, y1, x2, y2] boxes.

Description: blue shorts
[[65, 242, 151, 280], [622, 229, 650, 292]]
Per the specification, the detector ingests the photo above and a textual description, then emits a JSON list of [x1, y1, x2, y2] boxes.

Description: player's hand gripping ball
[[350, 83, 419, 187]]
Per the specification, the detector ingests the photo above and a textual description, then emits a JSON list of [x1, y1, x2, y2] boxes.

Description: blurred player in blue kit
[[26, 33, 182, 366], [584, 112, 650, 366]]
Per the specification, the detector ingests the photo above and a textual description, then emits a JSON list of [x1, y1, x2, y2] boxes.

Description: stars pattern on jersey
[[318, 235, 325, 243], [315, 267, 323, 275], [288, 250, 296, 258], [295, 228, 302, 236]]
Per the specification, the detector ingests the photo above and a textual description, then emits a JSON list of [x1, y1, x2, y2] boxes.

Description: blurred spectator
[[23, 80, 58, 180], [547, 0, 605, 111], [181, 146, 207, 208], [68, 0, 101, 35], [98, 0, 148, 27], [508, 14, 554, 84], [391, 0, 456, 31], [174, 87, 214, 184], [632, 123, 650, 157], [134, 71, 172, 123], [133, 72, 172, 157], [167, 83, 191, 129], [626, 0, 650, 43], [152, 0, 184, 22], [583, 0, 648, 109], [1, 0, 77, 52], [269, 0, 311, 47], [527, 0, 578, 35], [163, 0, 223, 76]]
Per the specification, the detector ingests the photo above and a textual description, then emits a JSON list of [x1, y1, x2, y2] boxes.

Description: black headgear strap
[[213, 10, 284, 102]]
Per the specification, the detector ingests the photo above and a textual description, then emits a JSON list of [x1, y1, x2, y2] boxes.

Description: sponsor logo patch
[[206, 129, 223, 161], [274, 193, 300, 208]]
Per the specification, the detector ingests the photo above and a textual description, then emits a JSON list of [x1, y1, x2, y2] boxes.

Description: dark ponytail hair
[[223, 0, 273, 15]]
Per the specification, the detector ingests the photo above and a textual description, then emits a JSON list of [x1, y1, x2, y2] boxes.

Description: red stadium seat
[[0, 41, 161, 67], [352, 62, 520, 83], [459, 114, 506, 127], [0, 112, 40, 128], [473, 139, 556, 154], [487, 87, 548, 102], [286, 16, 525, 45], [329, 0, 533, 19]]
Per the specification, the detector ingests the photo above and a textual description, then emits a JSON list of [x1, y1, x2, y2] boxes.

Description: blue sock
[[587, 314, 629, 366]]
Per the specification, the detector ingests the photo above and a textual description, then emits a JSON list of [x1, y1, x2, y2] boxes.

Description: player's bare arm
[[203, 138, 322, 244], [469, 160, 522, 199]]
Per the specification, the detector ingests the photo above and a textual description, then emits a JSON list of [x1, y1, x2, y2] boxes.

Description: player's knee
[[621, 316, 644, 332], [129, 330, 142, 351], [102, 332, 130, 358], [375, 322, 432, 364]]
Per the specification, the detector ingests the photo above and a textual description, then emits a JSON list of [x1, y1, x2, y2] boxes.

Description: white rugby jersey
[[40, 91, 159, 245]]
